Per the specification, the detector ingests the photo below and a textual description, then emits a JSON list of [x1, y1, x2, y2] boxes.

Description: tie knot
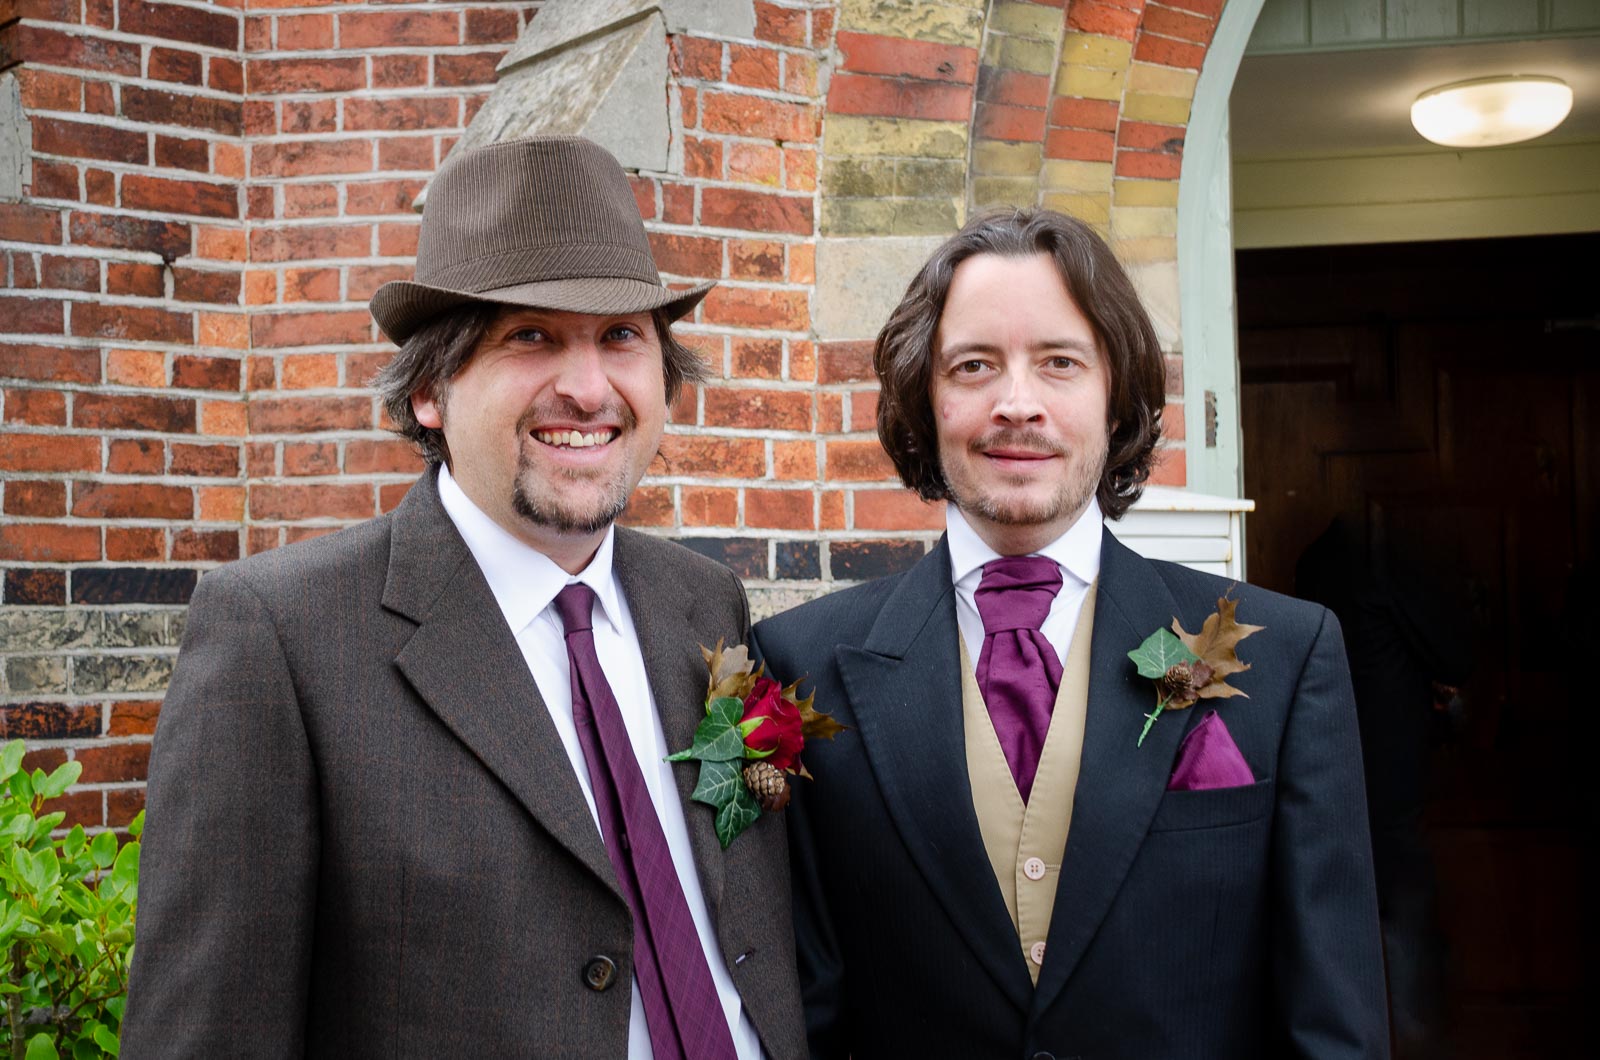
[[975, 555, 1062, 634], [553, 583, 596, 635]]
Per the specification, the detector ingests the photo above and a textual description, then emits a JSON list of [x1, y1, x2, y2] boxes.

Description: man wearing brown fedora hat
[[123, 135, 805, 1058]]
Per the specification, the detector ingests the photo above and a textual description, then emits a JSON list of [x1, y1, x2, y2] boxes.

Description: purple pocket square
[[1167, 710, 1255, 791]]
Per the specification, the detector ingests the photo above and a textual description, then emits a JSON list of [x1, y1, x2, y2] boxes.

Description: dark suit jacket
[[123, 470, 805, 1058], [753, 531, 1387, 1060]]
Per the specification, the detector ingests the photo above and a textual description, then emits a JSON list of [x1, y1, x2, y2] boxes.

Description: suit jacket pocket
[[1148, 776, 1272, 832]]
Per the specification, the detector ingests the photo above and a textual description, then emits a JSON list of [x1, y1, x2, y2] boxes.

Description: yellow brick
[[825, 116, 969, 159], [1041, 159, 1113, 193], [972, 176, 1040, 209], [1058, 33, 1133, 70], [1111, 206, 1178, 238], [1113, 179, 1179, 207], [972, 140, 1043, 177], [1122, 92, 1192, 124], [1041, 192, 1111, 226], [839, 0, 985, 46], [1058, 64, 1126, 102], [989, 1, 1062, 39], [1127, 63, 1198, 99], [997, 35, 1056, 75], [1111, 235, 1178, 264], [821, 198, 897, 236]]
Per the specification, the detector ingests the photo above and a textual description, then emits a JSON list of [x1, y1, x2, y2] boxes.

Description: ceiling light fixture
[[1410, 75, 1574, 148]]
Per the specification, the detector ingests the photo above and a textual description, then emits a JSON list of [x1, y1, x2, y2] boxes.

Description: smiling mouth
[[534, 429, 619, 449]]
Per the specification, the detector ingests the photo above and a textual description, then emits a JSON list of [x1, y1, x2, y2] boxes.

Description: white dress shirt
[[947, 499, 1103, 673], [437, 466, 761, 1060]]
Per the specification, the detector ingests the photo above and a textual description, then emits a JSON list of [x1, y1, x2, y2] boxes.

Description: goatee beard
[[509, 399, 638, 535]]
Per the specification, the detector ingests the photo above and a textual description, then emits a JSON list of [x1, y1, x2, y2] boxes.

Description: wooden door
[[1237, 236, 1598, 1059]]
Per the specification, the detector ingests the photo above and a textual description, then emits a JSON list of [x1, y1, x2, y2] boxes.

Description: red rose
[[740, 676, 804, 772]]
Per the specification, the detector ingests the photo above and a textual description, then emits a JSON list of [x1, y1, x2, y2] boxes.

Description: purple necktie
[[553, 584, 737, 1060], [974, 556, 1064, 803]]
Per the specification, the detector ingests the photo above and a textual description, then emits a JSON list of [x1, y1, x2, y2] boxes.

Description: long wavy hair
[[873, 208, 1167, 519]]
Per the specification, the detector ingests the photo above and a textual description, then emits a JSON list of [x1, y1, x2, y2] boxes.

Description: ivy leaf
[[713, 785, 761, 849], [707, 696, 744, 729], [690, 759, 742, 808], [1127, 628, 1198, 679]]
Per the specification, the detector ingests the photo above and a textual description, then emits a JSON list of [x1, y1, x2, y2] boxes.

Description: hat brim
[[370, 276, 715, 344]]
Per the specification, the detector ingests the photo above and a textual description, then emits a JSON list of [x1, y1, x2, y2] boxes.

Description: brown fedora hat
[[369, 135, 712, 344]]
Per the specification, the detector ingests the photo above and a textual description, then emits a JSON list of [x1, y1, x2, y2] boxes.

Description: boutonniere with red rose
[[1127, 593, 1263, 746], [667, 641, 844, 847]]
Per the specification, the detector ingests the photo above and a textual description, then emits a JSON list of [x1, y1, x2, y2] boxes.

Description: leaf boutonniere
[[1127, 593, 1263, 746], [667, 640, 845, 847]]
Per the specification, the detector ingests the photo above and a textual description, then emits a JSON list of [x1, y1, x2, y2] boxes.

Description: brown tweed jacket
[[122, 470, 805, 1058]]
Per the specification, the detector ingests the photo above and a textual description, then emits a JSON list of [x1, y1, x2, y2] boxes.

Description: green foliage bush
[[0, 740, 140, 1059]]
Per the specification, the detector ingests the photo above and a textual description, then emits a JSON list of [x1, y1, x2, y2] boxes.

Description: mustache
[[517, 399, 637, 434], [968, 430, 1067, 457]]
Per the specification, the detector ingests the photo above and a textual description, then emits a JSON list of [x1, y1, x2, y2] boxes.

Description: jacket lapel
[[383, 471, 619, 899], [1031, 532, 1190, 1016], [611, 529, 728, 920], [836, 538, 1035, 1014]]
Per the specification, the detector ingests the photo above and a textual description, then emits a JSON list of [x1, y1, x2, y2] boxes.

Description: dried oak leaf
[[1170, 595, 1263, 702], [703, 639, 760, 702]]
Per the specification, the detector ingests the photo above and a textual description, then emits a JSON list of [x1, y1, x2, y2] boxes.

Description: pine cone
[[1162, 660, 1214, 701], [742, 761, 791, 812]]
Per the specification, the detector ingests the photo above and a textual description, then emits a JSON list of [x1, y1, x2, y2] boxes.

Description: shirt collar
[[946, 497, 1103, 590], [436, 464, 624, 634]]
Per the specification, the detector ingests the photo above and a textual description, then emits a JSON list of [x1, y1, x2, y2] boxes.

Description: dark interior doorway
[[1237, 235, 1597, 1059]]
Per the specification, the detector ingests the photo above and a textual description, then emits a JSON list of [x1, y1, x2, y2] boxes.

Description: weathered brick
[[700, 91, 817, 142], [344, 96, 459, 132], [73, 392, 195, 433], [107, 788, 146, 828], [249, 482, 373, 521], [108, 700, 161, 737], [6, 656, 68, 695], [0, 524, 100, 562], [276, 13, 334, 50], [728, 239, 784, 280], [40, 255, 99, 292], [772, 439, 816, 480], [701, 187, 812, 235], [465, 4, 520, 44], [745, 488, 813, 530], [825, 439, 896, 481], [729, 43, 780, 90], [4, 479, 65, 516], [0, 294, 63, 334], [1046, 126, 1115, 162], [250, 311, 371, 349], [775, 540, 819, 579], [754, 1, 806, 46], [247, 396, 371, 434], [677, 35, 723, 80], [703, 387, 811, 431], [6, 25, 140, 76], [104, 526, 164, 561], [105, 262, 164, 297], [1051, 96, 1120, 131], [72, 482, 192, 519], [4, 387, 67, 427], [106, 348, 166, 387], [252, 139, 373, 178], [107, 437, 164, 474], [1067, 0, 1142, 39], [378, 137, 435, 171], [246, 57, 365, 95], [828, 72, 972, 122], [0, 702, 99, 741], [72, 741, 154, 783], [32, 117, 147, 164], [123, 174, 238, 219], [1133, 33, 1205, 69], [435, 51, 500, 88], [678, 537, 766, 579], [975, 102, 1047, 142], [171, 528, 239, 562], [854, 489, 946, 530], [616, 485, 673, 529], [829, 539, 925, 580], [172, 267, 242, 305], [4, 569, 67, 605], [0, 344, 98, 384], [120, 0, 238, 50], [69, 213, 190, 260], [345, 179, 427, 216], [732, 337, 783, 379], [681, 486, 737, 527], [0, 432, 99, 472], [71, 303, 192, 344], [211, 56, 244, 95], [701, 287, 808, 331], [818, 340, 875, 383], [28, 160, 80, 202], [834, 31, 979, 83], [172, 354, 241, 391], [250, 224, 370, 263], [1143, 4, 1217, 44], [170, 442, 238, 477], [72, 567, 196, 605], [648, 232, 722, 279], [341, 9, 458, 49], [656, 434, 764, 479], [123, 86, 242, 136], [1115, 150, 1182, 179], [344, 438, 423, 476], [726, 142, 783, 186], [0, 203, 63, 245]]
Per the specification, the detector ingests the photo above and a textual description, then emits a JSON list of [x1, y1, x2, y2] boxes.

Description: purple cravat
[[974, 556, 1065, 803], [553, 584, 737, 1060]]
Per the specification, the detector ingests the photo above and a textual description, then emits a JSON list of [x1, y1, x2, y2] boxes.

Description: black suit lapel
[[836, 538, 1035, 1014], [383, 472, 620, 900], [1032, 532, 1191, 1016]]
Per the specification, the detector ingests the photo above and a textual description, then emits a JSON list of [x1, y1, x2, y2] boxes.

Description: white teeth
[[535, 429, 615, 449]]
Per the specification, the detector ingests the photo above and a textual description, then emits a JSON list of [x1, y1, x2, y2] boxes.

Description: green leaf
[[713, 785, 761, 849], [708, 695, 745, 727], [1127, 628, 1198, 679], [0, 740, 24, 783], [92, 1025, 120, 1056], [62, 824, 87, 859], [33, 847, 61, 888], [89, 830, 118, 870], [690, 759, 742, 808], [665, 710, 746, 764], [9, 771, 33, 802], [128, 810, 145, 839], [25, 1032, 60, 1060], [37, 761, 82, 800], [73, 1037, 101, 1060], [111, 841, 140, 887]]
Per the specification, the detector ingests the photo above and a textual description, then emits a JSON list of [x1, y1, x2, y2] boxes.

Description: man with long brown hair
[[754, 209, 1387, 1058]]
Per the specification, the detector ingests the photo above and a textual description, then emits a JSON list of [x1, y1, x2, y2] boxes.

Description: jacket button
[[1030, 1053, 1056, 1060], [582, 955, 618, 991]]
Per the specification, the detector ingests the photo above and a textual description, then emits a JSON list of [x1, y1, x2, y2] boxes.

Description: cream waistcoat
[[961, 584, 1097, 983]]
